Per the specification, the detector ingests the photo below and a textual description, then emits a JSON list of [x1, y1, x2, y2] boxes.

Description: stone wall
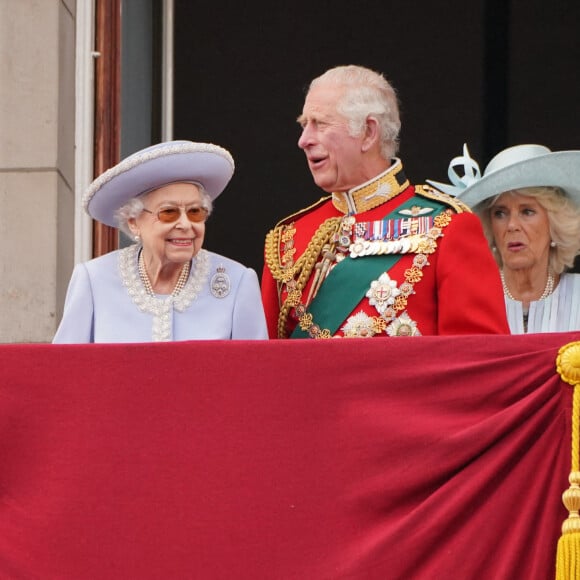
[[0, 0, 76, 342]]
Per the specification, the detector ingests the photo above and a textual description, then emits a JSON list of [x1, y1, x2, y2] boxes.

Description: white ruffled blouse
[[504, 273, 580, 334]]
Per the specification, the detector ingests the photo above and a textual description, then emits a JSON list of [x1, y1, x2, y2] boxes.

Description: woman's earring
[[134, 234, 141, 243], [550, 240, 557, 248]]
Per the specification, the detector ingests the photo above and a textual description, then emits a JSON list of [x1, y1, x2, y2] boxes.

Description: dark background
[[173, 0, 580, 277]]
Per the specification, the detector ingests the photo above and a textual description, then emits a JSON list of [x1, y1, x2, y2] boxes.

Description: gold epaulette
[[415, 184, 472, 214], [272, 195, 332, 228]]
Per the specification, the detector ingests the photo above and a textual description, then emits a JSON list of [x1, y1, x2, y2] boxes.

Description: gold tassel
[[555, 341, 580, 579]]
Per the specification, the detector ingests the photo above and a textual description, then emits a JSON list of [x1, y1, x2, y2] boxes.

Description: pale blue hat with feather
[[427, 143, 580, 209]]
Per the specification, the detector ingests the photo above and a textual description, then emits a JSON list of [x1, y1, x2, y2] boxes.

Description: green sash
[[291, 195, 447, 338]]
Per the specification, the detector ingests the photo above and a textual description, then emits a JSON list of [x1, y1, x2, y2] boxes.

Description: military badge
[[398, 205, 434, 216], [342, 311, 378, 338], [386, 311, 421, 336], [366, 272, 400, 314]]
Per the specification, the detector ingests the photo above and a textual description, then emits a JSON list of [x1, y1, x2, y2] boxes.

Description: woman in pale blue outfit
[[429, 144, 580, 334], [53, 140, 268, 343]]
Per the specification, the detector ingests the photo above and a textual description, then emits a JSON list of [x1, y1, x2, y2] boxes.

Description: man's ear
[[361, 116, 380, 152]]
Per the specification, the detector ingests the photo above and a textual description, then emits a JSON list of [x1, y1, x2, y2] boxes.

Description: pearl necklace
[[138, 251, 190, 297], [500, 270, 554, 302]]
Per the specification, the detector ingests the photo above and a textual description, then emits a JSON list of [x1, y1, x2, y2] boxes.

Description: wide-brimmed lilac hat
[[427, 143, 580, 209], [83, 140, 235, 227]]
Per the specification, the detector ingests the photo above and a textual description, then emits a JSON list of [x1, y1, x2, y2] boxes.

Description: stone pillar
[[0, 0, 76, 342]]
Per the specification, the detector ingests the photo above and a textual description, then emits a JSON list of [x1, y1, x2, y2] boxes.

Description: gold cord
[[556, 342, 580, 579], [265, 217, 342, 338]]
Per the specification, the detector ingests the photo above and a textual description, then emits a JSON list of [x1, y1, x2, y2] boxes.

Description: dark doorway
[[173, 1, 580, 277]]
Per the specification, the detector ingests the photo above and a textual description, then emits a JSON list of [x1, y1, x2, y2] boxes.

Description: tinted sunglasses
[[142, 205, 209, 223]]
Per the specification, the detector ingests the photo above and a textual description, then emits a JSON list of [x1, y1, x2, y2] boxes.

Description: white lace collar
[[118, 244, 210, 341]]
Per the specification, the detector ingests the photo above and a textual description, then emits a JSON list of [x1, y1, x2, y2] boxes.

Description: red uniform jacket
[[262, 171, 509, 339]]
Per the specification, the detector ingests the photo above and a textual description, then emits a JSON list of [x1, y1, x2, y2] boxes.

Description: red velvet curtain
[[0, 332, 578, 579]]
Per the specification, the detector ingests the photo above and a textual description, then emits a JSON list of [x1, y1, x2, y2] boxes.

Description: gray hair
[[477, 186, 580, 275], [309, 65, 401, 159], [114, 183, 214, 238]]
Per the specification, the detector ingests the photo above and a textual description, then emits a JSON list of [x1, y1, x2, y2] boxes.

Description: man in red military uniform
[[262, 64, 509, 339]]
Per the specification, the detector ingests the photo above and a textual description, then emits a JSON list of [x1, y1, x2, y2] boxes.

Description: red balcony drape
[[0, 332, 578, 579]]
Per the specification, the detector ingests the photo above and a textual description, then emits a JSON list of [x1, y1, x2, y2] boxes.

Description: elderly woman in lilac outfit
[[53, 141, 267, 343]]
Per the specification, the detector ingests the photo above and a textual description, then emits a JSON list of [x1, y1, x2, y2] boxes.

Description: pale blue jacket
[[53, 247, 268, 343]]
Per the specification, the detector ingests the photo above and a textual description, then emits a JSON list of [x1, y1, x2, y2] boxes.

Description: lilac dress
[[53, 245, 268, 343]]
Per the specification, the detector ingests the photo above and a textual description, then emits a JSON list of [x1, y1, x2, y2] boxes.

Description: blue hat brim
[[83, 141, 235, 227]]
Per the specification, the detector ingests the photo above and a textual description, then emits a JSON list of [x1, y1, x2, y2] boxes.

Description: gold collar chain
[[331, 159, 409, 215], [295, 210, 453, 339]]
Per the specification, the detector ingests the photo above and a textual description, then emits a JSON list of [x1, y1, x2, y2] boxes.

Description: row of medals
[[334, 216, 440, 261]]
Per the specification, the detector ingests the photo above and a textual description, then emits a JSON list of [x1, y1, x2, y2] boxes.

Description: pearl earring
[[134, 234, 141, 243], [550, 240, 557, 248]]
